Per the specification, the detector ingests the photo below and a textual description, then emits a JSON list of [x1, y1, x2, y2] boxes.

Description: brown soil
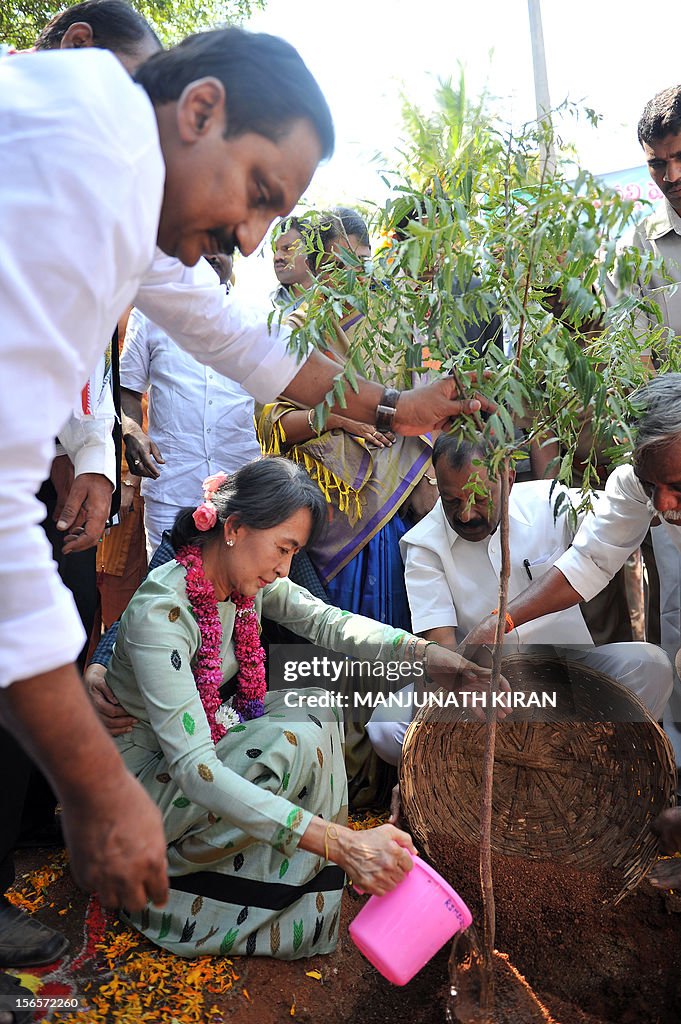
[[11, 838, 681, 1024], [429, 835, 681, 1024]]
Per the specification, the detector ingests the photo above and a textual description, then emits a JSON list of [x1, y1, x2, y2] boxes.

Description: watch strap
[[375, 387, 400, 432]]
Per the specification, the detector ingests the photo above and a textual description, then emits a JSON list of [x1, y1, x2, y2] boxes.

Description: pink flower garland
[[230, 591, 267, 721], [175, 545, 225, 743], [175, 544, 266, 743]]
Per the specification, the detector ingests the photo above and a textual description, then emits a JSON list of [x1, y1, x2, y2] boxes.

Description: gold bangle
[[324, 823, 339, 862], [307, 408, 318, 435]]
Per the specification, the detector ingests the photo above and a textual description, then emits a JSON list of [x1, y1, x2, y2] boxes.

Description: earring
[[226, 539, 234, 547]]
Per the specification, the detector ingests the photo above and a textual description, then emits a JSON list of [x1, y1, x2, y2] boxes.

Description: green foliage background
[[286, 73, 681, 512], [2, 0, 264, 49]]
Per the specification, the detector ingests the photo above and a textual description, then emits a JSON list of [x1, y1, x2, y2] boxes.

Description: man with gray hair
[[367, 428, 672, 766], [461, 373, 681, 758], [605, 85, 681, 756]]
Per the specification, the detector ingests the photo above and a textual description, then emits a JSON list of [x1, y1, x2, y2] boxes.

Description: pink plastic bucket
[[348, 855, 472, 985]]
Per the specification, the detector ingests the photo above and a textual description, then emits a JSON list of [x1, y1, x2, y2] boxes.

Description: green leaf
[[279, 858, 290, 878], [158, 913, 172, 941], [173, 796, 191, 808], [182, 712, 195, 736], [286, 807, 303, 829], [282, 771, 290, 791], [219, 927, 239, 955], [293, 918, 304, 952]]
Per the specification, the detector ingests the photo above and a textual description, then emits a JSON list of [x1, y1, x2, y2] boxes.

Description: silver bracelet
[[405, 636, 418, 661]]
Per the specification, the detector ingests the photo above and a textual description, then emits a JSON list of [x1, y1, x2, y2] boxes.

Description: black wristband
[[375, 387, 400, 432]]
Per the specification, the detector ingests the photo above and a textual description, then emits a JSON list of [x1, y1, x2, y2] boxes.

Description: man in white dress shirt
[[120, 299, 262, 556], [367, 431, 672, 765], [0, 26, 491, 915]]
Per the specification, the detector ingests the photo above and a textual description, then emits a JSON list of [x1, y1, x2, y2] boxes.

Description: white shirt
[[55, 353, 116, 484], [0, 50, 304, 687], [0, 49, 163, 687], [134, 249, 304, 404], [120, 308, 261, 507], [401, 481, 596, 648], [555, 463, 681, 599]]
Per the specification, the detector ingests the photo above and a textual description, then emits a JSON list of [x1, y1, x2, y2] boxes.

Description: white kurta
[[401, 481, 594, 648]]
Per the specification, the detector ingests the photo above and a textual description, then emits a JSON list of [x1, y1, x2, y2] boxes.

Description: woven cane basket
[[400, 654, 676, 901]]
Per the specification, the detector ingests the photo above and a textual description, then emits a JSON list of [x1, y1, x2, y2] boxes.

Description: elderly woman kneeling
[[104, 457, 494, 958]]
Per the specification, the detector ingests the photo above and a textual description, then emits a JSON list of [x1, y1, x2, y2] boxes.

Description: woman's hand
[[84, 663, 138, 736], [335, 824, 417, 897], [329, 414, 395, 448], [422, 643, 512, 721]]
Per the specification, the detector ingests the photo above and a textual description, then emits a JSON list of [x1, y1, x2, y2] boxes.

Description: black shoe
[[0, 900, 68, 968], [14, 818, 64, 850]]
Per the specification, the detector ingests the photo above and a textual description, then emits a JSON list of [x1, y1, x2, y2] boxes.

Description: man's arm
[[136, 252, 492, 435], [0, 665, 168, 910], [55, 357, 116, 553], [459, 465, 653, 650], [0, 50, 169, 910], [459, 565, 583, 650], [282, 351, 490, 436], [422, 625, 458, 649], [402, 531, 460, 639]]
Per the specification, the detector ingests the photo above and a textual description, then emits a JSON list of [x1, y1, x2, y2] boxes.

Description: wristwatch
[[375, 387, 400, 433]]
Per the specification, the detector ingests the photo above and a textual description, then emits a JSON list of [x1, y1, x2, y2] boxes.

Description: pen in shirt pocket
[[523, 558, 532, 581]]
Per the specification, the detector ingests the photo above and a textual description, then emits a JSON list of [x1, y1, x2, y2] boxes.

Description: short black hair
[[135, 28, 334, 160], [638, 85, 681, 147], [432, 432, 489, 472], [170, 457, 327, 552], [35, 0, 159, 55]]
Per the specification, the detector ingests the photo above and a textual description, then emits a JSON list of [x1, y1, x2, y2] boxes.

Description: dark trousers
[[0, 729, 32, 896], [0, 480, 99, 880], [38, 478, 97, 674]]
